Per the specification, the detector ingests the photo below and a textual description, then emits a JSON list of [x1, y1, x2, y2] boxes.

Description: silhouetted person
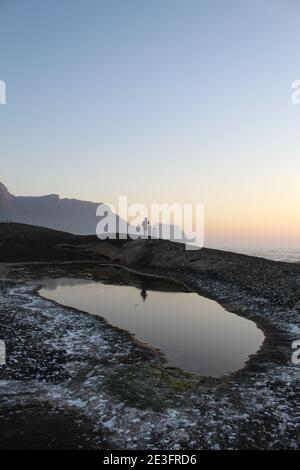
[[141, 217, 149, 237]]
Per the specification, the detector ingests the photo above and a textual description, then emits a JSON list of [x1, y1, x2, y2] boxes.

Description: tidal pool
[[39, 268, 264, 377]]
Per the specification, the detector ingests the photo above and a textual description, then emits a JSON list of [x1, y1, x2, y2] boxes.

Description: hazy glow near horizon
[[0, 0, 299, 247]]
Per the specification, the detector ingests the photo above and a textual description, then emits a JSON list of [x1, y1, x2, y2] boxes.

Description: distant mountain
[[0, 182, 122, 235], [0, 182, 193, 244]]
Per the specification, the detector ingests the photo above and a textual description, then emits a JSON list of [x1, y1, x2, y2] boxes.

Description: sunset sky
[[1, 0, 300, 247]]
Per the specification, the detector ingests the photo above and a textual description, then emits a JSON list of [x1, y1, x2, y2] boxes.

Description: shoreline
[[0, 255, 299, 449]]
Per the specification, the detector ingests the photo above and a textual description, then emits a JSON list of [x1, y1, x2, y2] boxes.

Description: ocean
[[218, 247, 300, 264]]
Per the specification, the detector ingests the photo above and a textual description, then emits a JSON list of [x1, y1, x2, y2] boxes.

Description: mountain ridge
[[0, 182, 115, 235]]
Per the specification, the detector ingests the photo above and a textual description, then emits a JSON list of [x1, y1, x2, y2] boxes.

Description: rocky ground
[[0, 225, 299, 449]]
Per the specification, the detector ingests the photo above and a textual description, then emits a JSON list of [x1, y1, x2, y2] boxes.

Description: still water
[[40, 268, 264, 377]]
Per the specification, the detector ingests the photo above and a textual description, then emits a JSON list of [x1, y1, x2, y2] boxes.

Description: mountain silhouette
[[0, 182, 122, 235]]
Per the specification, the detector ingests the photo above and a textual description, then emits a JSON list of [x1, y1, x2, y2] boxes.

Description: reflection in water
[[140, 284, 148, 301], [40, 269, 264, 377]]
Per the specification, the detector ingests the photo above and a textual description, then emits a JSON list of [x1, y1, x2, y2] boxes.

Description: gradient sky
[[1, 0, 300, 247]]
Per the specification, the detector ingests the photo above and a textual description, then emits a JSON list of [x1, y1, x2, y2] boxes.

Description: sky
[[0, 0, 300, 247]]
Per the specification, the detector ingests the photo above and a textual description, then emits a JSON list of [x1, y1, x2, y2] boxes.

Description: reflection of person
[[140, 287, 148, 301]]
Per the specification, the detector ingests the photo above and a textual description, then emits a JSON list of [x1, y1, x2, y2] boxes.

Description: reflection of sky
[[1, 1, 300, 247], [40, 278, 264, 376]]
